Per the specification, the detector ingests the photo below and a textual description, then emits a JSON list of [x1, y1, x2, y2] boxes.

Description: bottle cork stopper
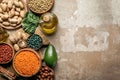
[[43, 15, 50, 22]]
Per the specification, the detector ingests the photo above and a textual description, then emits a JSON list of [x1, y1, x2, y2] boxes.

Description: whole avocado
[[44, 44, 57, 68]]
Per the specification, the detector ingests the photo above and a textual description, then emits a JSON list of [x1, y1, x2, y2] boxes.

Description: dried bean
[[19, 1, 24, 9], [8, 1, 13, 9], [2, 0, 8, 3], [3, 22, 10, 26], [2, 14, 9, 20], [14, 1, 19, 7], [1, 3, 7, 12], [17, 17, 22, 24], [0, 13, 3, 17], [20, 10, 25, 18], [9, 9, 15, 18], [0, 8, 2, 13], [12, 5, 15, 9], [0, 18, 3, 22], [9, 18, 18, 24], [10, 23, 17, 27], [15, 11, 19, 16], [13, 16, 18, 19], [16, 8, 20, 12]]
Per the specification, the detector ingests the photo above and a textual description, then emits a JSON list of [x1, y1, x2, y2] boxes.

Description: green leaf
[[22, 12, 39, 34]]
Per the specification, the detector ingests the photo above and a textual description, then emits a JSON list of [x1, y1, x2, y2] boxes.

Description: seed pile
[[27, 34, 42, 50], [14, 50, 40, 76], [28, 0, 54, 14], [0, 43, 13, 64]]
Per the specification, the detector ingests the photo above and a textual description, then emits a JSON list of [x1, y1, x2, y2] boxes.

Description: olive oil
[[39, 12, 58, 35]]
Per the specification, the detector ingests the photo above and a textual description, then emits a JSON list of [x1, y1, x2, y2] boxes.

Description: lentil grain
[[13, 49, 41, 77]]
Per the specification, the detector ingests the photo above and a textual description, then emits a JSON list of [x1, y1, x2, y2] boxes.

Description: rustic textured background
[[51, 0, 120, 80], [1, 0, 120, 80]]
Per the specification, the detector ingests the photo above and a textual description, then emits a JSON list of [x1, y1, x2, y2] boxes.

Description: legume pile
[[0, 43, 13, 64], [27, 34, 42, 50], [28, 0, 53, 14], [14, 50, 40, 76]]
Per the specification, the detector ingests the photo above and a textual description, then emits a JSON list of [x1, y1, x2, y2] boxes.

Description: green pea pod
[[44, 44, 57, 68]]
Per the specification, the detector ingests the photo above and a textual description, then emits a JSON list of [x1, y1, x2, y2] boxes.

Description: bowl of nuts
[[35, 65, 54, 80], [0, 0, 27, 29]]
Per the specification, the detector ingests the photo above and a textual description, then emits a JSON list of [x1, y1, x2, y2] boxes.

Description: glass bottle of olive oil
[[0, 27, 9, 42], [39, 12, 58, 35]]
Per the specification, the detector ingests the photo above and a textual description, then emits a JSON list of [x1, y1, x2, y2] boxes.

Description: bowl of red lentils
[[13, 48, 42, 77], [0, 42, 14, 64]]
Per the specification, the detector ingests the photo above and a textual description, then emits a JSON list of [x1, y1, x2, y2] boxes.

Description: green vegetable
[[44, 44, 57, 68], [22, 12, 39, 34]]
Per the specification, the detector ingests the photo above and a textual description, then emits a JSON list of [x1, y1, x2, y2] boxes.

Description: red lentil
[[0, 43, 13, 64], [14, 50, 40, 76]]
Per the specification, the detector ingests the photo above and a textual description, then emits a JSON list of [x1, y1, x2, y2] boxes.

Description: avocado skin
[[44, 44, 57, 68]]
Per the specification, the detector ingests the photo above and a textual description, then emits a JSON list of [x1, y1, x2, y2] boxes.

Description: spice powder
[[14, 50, 40, 76]]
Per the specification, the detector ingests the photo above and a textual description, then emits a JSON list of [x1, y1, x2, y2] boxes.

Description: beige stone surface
[[51, 0, 120, 80], [1, 0, 120, 80]]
